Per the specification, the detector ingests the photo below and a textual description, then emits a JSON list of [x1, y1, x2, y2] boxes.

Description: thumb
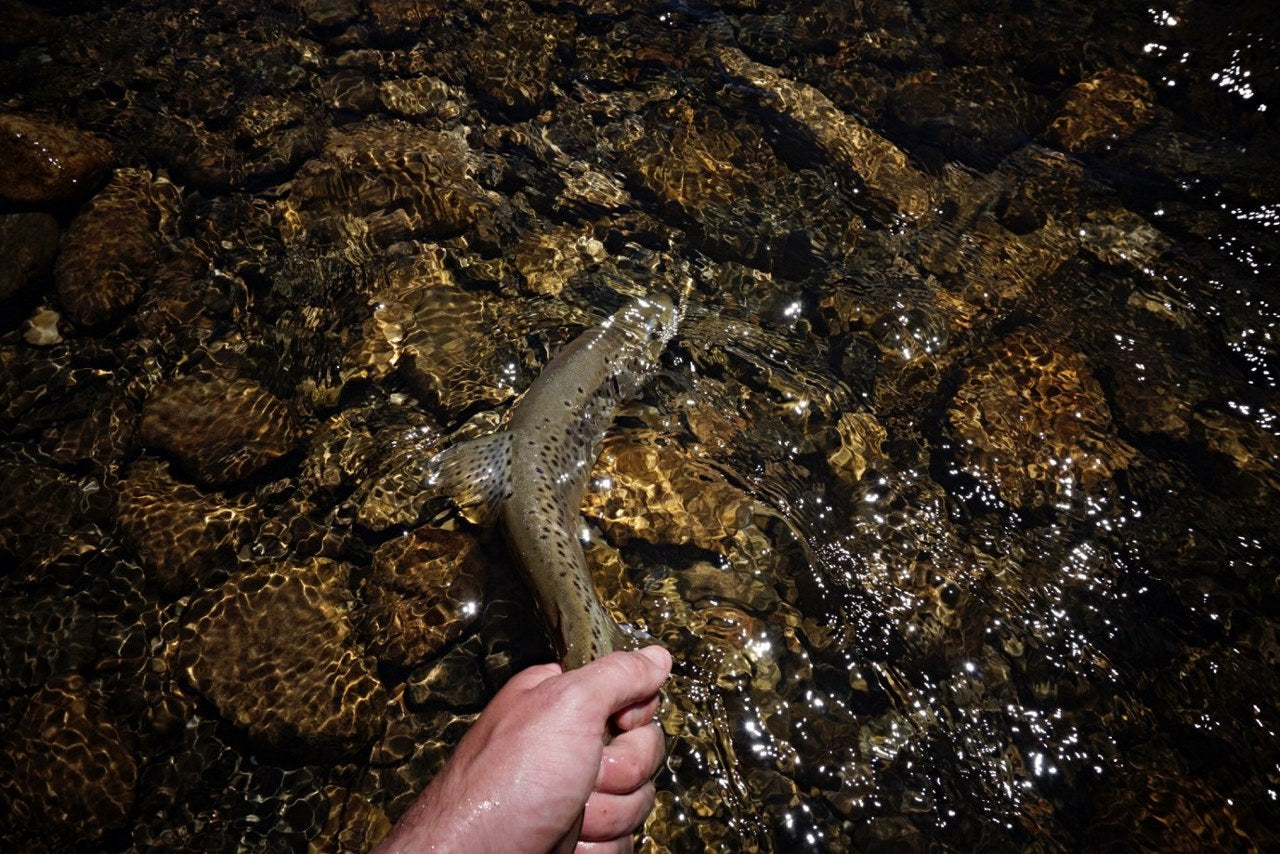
[[566, 646, 672, 718]]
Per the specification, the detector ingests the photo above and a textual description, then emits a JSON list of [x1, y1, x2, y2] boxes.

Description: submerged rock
[[1194, 409, 1280, 494], [53, 168, 181, 328], [887, 65, 1048, 167], [1084, 764, 1256, 851], [0, 674, 137, 848], [0, 460, 112, 574], [0, 212, 59, 303], [715, 46, 934, 224], [38, 392, 137, 472], [343, 247, 519, 419], [406, 635, 487, 709], [281, 122, 496, 252], [581, 429, 755, 552], [312, 785, 393, 854], [356, 526, 484, 668], [514, 224, 607, 296], [462, 8, 570, 116], [365, 0, 451, 36], [116, 458, 257, 596], [140, 374, 300, 486], [1046, 68, 1157, 153], [946, 330, 1135, 514], [177, 558, 386, 755], [825, 411, 887, 484], [613, 100, 785, 212], [0, 114, 113, 203], [21, 306, 64, 347]]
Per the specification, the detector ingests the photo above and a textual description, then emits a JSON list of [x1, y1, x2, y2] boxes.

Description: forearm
[[373, 773, 498, 854]]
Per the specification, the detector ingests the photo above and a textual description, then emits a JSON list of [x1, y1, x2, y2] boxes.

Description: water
[[1, 1, 1276, 851]]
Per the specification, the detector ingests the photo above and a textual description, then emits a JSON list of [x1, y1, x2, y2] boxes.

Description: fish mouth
[[635, 293, 680, 343]]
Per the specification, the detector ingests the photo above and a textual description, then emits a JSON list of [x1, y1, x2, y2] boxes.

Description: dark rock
[[140, 374, 300, 486], [177, 558, 386, 755], [0, 212, 59, 303], [0, 674, 137, 848], [0, 113, 112, 203], [888, 66, 1048, 168], [53, 168, 181, 328]]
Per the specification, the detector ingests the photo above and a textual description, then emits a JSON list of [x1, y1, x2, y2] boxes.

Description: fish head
[[634, 293, 680, 345]]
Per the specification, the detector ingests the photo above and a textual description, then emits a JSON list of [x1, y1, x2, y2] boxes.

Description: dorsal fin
[[427, 431, 514, 525]]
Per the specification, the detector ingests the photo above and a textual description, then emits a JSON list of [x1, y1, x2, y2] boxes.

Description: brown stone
[[462, 10, 569, 116], [0, 113, 112, 202], [116, 458, 257, 596], [514, 225, 607, 296], [356, 526, 484, 667], [1047, 69, 1157, 153], [826, 411, 887, 483], [38, 392, 137, 471], [140, 374, 300, 486], [0, 674, 137, 847], [715, 46, 934, 224], [311, 786, 393, 854], [54, 168, 180, 327], [581, 429, 755, 551], [0, 212, 59, 302], [177, 558, 386, 754], [947, 330, 1135, 513], [281, 122, 495, 253], [343, 247, 518, 421]]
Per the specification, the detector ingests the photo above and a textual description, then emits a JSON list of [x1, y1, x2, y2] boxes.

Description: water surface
[[1, 1, 1276, 851]]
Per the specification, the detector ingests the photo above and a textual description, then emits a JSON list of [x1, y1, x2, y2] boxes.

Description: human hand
[[375, 645, 672, 853]]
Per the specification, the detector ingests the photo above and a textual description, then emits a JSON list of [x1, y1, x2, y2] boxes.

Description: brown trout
[[428, 295, 679, 669]]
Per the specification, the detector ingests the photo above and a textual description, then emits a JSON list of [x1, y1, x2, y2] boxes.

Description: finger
[[503, 662, 563, 694], [566, 647, 672, 719], [634, 644, 672, 672], [579, 782, 656, 842], [552, 811, 584, 854], [576, 837, 633, 854], [596, 722, 665, 795], [612, 693, 660, 733]]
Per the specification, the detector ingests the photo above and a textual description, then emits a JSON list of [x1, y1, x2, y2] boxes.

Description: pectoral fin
[[427, 431, 514, 525], [613, 620, 657, 653]]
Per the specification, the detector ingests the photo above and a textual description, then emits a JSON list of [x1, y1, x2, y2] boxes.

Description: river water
[[1, 1, 1276, 851]]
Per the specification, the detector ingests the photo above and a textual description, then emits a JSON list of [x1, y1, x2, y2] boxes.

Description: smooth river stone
[[140, 374, 300, 486], [0, 212, 59, 303], [0, 674, 137, 847], [356, 526, 484, 668], [177, 558, 386, 755], [53, 168, 180, 328], [115, 458, 257, 596], [0, 113, 112, 202]]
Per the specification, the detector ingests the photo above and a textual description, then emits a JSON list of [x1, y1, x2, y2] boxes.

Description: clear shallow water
[[0, 1, 1277, 851]]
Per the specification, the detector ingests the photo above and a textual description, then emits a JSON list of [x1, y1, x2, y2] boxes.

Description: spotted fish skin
[[429, 295, 679, 669]]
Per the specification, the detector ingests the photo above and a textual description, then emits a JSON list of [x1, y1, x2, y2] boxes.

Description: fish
[[427, 294, 680, 669]]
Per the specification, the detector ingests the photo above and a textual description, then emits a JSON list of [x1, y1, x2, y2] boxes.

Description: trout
[[428, 295, 679, 669]]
